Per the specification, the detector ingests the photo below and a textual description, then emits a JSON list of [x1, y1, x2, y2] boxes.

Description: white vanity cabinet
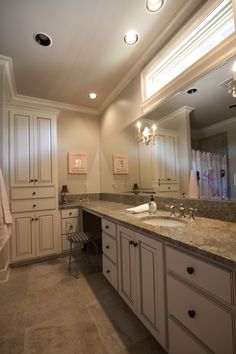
[[102, 219, 118, 290], [117, 225, 167, 349], [166, 246, 236, 354], [8, 106, 59, 263], [61, 208, 79, 251]]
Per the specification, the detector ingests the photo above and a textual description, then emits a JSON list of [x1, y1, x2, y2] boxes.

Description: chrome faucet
[[188, 207, 198, 219], [178, 203, 186, 218]]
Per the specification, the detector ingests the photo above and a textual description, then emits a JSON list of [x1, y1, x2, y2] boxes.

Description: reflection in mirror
[[137, 57, 236, 200]]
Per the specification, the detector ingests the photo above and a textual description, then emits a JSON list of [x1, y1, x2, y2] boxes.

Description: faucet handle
[[166, 204, 176, 216], [188, 207, 198, 219], [178, 203, 186, 218]]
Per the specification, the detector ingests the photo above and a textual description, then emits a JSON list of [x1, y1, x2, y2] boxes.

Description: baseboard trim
[[10, 252, 68, 268]]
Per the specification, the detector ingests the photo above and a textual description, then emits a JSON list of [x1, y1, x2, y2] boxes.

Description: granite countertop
[[60, 200, 236, 269]]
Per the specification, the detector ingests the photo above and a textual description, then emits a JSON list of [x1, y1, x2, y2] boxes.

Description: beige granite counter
[[60, 200, 236, 269]]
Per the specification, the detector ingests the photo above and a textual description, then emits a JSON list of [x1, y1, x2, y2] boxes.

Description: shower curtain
[[192, 149, 228, 200]]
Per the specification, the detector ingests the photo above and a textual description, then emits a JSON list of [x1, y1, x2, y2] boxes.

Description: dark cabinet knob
[[105, 225, 109, 229], [32, 204, 36, 208], [35, 218, 38, 221], [133, 242, 138, 247], [31, 218, 34, 221], [106, 270, 110, 274], [69, 212, 72, 215], [32, 192, 36, 195], [35, 179, 38, 182], [187, 267, 194, 275], [129, 240, 134, 245], [188, 310, 196, 318], [30, 179, 34, 182], [106, 245, 110, 249]]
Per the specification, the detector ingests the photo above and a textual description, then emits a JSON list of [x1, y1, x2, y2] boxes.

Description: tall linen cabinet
[[8, 106, 59, 263]]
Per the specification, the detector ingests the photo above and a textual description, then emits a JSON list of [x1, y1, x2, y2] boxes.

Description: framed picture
[[68, 152, 87, 174], [113, 154, 128, 174]]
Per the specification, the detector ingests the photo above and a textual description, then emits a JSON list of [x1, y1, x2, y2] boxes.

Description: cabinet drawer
[[166, 246, 232, 304], [61, 218, 78, 235], [103, 255, 118, 290], [102, 219, 116, 238], [169, 318, 210, 354], [167, 275, 234, 354], [11, 198, 56, 212], [102, 232, 117, 264], [11, 187, 56, 200], [61, 209, 79, 218]]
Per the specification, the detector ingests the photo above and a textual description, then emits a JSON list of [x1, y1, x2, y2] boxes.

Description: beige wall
[[100, 75, 142, 193], [57, 110, 100, 195]]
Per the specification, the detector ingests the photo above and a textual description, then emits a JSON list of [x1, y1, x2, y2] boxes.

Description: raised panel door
[[11, 213, 36, 261], [36, 211, 57, 256]]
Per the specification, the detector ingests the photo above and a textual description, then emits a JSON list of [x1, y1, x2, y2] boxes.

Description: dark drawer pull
[[106, 270, 110, 274], [106, 245, 110, 249], [30, 179, 34, 182], [188, 310, 196, 318], [35, 218, 39, 221], [32, 204, 36, 208], [35, 179, 38, 182], [187, 267, 194, 275], [32, 192, 36, 195], [129, 240, 134, 245], [133, 242, 138, 247], [69, 212, 72, 215], [105, 225, 109, 229], [31, 218, 34, 221]]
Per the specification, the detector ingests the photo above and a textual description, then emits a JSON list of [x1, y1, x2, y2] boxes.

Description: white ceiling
[[0, 0, 206, 111]]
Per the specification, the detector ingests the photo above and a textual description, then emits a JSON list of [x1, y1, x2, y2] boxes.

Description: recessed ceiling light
[[33, 32, 52, 47], [146, 0, 164, 13], [89, 92, 97, 99], [187, 88, 198, 94], [124, 30, 139, 45]]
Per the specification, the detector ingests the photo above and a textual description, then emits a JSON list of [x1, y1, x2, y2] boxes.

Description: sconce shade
[[61, 185, 69, 193]]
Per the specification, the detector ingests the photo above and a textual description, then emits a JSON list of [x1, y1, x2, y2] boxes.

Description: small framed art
[[113, 154, 128, 174], [68, 152, 87, 174]]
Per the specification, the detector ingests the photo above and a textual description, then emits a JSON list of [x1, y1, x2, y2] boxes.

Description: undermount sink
[[141, 216, 186, 227]]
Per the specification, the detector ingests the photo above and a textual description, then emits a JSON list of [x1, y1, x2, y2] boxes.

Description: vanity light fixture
[[136, 120, 158, 146], [124, 30, 139, 45], [89, 92, 97, 99], [228, 60, 236, 98], [146, 0, 164, 13], [33, 32, 52, 47]]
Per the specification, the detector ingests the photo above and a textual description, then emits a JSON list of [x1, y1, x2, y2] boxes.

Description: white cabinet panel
[[12, 213, 36, 261], [103, 255, 118, 290], [11, 198, 56, 213], [36, 212, 56, 257], [11, 187, 56, 200]]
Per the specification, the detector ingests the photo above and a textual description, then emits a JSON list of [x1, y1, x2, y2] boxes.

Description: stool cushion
[[67, 232, 90, 243]]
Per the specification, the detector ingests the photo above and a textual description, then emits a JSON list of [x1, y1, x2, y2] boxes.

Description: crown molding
[[191, 116, 236, 138]]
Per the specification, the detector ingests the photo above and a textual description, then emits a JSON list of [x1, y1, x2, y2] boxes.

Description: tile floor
[[0, 255, 167, 354]]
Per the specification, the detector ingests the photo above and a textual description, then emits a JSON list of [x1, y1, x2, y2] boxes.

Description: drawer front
[[166, 246, 232, 304], [61, 209, 79, 218], [11, 187, 56, 200], [103, 255, 118, 290], [102, 232, 117, 264], [167, 275, 234, 354], [61, 217, 78, 235], [158, 183, 179, 192], [62, 235, 71, 251], [11, 198, 56, 212], [169, 318, 210, 354], [102, 219, 116, 238]]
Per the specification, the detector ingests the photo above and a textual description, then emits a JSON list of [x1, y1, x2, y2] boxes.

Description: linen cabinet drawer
[[11, 198, 56, 212], [11, 187, 56, 199], [169, 318, 210, 354], [61, 209, 78, 218], [166, 246, 232, 304], [61, 218, 78, 235], [103, 255, 118, 290], [158, 183, 179, 192], [102, 219, 116, 238], [102, 232, 117, 264], [167, 275, 234, 354]]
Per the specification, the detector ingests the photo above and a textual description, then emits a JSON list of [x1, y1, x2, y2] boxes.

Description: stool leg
[[68, 240, 72, 272], [74, 244, 80, 279]]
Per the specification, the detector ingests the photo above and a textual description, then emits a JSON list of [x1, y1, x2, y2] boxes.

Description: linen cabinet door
[[9, 110, 34, 187], [33, 114, 56, 186], [11, 213, 36, 261], [35, 211, 57, 257], [117, 225, 137, 311], [135, 232, 167, 349]]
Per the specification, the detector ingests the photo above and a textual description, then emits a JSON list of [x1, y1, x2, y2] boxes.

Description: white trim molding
[[0, 261, 10, 282]]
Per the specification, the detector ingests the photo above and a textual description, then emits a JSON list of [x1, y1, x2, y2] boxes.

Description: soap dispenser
[[149, 194, 157, 214]]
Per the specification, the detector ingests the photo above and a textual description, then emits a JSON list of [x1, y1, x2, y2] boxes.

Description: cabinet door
[[9, 110, 34, 187], [11, 213, 36, 261], [35, 211, 57, 256], [33, 114, 56, 186], [135, 232, 166, 349], [117, 226, 137, 310], [138, 142, 156, 189]]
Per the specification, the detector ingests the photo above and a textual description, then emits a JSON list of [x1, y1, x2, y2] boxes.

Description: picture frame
[[68, 152, 87, 174], [113, 154, 128, 174]]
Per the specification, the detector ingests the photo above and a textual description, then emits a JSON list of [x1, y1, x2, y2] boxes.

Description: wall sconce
[[228, 60, 236, 98], [136, 120, 158, 145], [61, 185, 69, 204]]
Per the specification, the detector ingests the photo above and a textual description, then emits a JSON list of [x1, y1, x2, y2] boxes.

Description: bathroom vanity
[[61, 199, 236, 354]]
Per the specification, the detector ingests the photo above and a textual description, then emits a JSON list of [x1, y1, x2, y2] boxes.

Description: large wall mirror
[[134, 56, 236, 201]]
